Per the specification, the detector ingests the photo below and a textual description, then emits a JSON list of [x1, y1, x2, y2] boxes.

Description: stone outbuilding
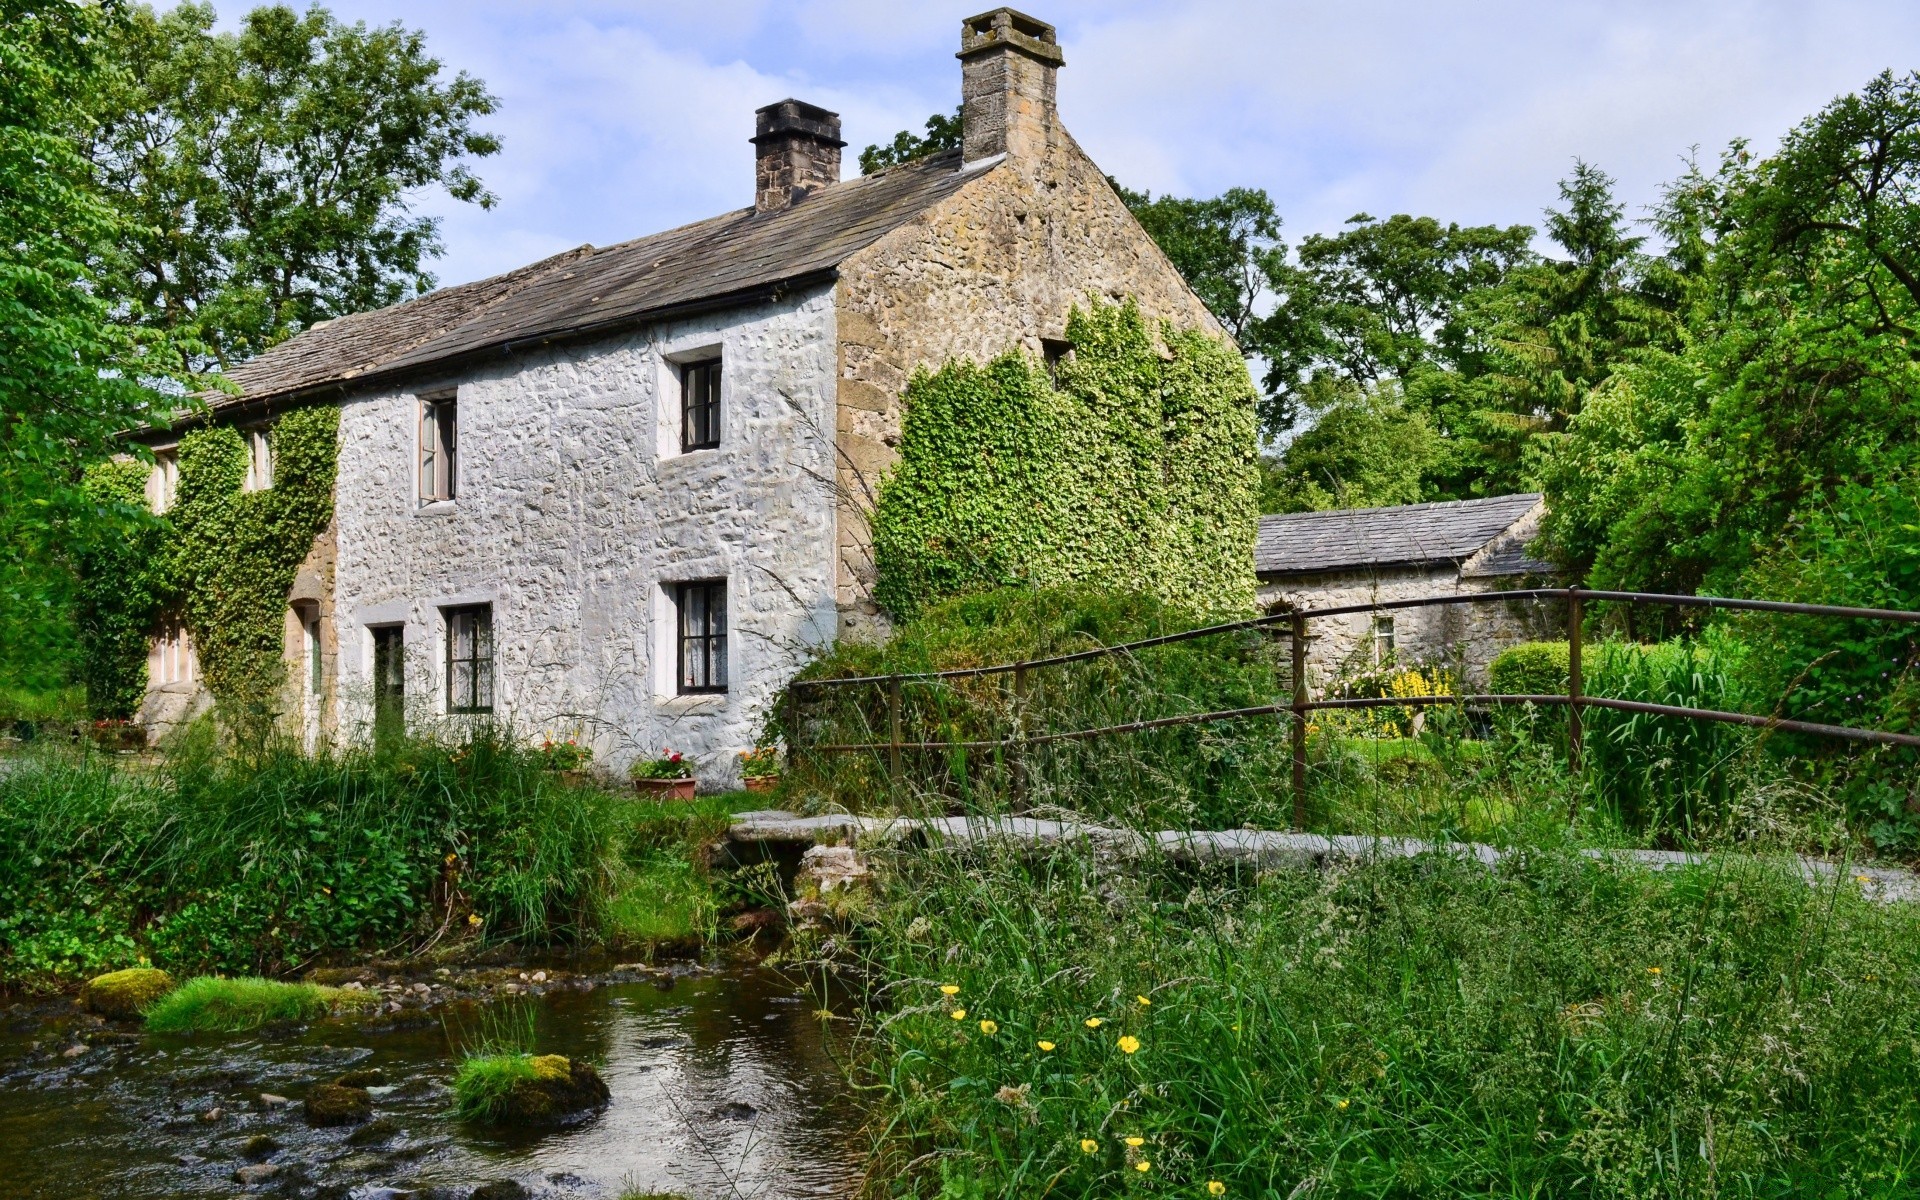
[[131, 9, 1225, 785], [1255, 493, 1561, 687]]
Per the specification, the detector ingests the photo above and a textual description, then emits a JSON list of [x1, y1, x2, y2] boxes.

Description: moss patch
[[81, 966, 173, 1018], [452, 1052, 610, 1125], [143, 975, 366, 1033]]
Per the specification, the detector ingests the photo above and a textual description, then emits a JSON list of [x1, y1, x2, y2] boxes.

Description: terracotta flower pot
[[743, 774, 780, 794], [632, 777, 696, 801]]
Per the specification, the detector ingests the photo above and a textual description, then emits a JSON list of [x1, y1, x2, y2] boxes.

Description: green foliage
[[0, 731, 729, 988], [75, 461, 167, 719], [1260, 385, 1440, 512], [451, 1052, 544, 1122], [858, 106, 961, 175], [1489, 641, 1570, 695], [1114, 185, 1280, 350], [167, 405, 339, 723], [855, 845, 1920, 1195], [1584, 637, 1750, 836], [0, 2, 188, 704], [90, 2, 502, 369], [143, 974, 357, 1032], [871, 298, 1258, 622]]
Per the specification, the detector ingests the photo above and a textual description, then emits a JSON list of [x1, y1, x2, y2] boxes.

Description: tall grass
[[143, 976, 363, 1032], [847, 842, 1920, 1196], [0, 727, 732, 988]]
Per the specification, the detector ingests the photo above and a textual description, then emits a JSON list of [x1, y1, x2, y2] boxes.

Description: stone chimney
[[958, 8, 1064, 165], [752, 99, 845, 213]]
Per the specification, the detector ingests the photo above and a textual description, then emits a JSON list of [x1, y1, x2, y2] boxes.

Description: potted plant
[[535, 734, 593, 785], [738, 746, 781, 793], [629, 748, 695, 800]]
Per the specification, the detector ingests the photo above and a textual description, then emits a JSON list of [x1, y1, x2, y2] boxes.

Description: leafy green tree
[[0, 2, 183, 709], [859, 106, 961, 174], [1260, 386, 1440, 513], [88, 2, 501, 368], [1114, 185, 1282, 348]]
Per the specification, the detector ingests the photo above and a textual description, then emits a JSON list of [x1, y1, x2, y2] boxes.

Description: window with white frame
[[444, 604, 493, 713], [419, 395, 457, 503], [680, 358, 721, 452], [674, 580, 727, 694], [147, 449, 179, 513], [244, 428, 273, 491], [1371, 614, 1396, 663], [150, 618, 197, 685]]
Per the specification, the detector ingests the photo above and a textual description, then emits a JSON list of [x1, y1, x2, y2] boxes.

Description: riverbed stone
[[345, 1115, 403, 1146], [489, 1056, 610, 1126], [469, 1182, 529, 1200], [335, 1067, 387, 1087], [304, 1083, 372, 1126], [239, 1133, 280, 1160], [233, 1162, 280, 1185], [82, 967, 173, 1018]]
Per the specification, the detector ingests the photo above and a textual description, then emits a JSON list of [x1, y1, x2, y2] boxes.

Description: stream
[[0, 966, 865, 1199]]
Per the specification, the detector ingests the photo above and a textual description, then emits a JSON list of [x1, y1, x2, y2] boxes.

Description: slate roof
[[1255, 493, 1552, 578], [216, 149, 990, 411]]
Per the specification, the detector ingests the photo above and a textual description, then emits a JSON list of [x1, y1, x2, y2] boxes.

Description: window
[[150, 618, 196, 685], [305, 611, 324, 697], [444, 605, 494, 713], [148, 449, 178, 513], [245, 429, 273, 491], [680, 359, 721, 452], [674, 581, 727, 694], [371, 625, 405, 745], [1371, 614, 1396, 664], [419, 395, 457, 503]]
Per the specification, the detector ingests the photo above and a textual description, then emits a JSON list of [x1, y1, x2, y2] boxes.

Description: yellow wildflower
[[978, 1019, 999, 1035], [1137, 994, 1151, 1006], [467, 913, 483, 927], [1208, 1183, 1227, 1196], [1117, 1035, 1141, 1054], [1125, 1137, 1145, 1148], [1084, 1017, 1103, 1029], [1334, 1098, 1350, 1110], [950, 1009, 967, 1020], [1080, 1139, 1097, 1154], [1647, 966, 1662, 975], [1136, 1161, 1151, 1173], [940, 984, 960, 995], [1037, 1040, 1055, 1052]]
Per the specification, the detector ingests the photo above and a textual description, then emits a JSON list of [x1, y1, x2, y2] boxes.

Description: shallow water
[[0, 967, 864, 1199]]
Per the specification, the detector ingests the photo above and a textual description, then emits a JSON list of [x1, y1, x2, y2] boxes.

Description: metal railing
[[787, 588, 1920, 827]]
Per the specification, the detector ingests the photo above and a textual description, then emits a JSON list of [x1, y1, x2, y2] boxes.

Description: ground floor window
[[675, 580, 727, 694], [444, 605, 494, 713], [150, 618, 196, 685], [1371, 614, 1396, 663]]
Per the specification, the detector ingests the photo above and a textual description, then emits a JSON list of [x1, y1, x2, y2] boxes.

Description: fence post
[[1567, 587, 1584, 820], [1010, 665, 1028, 808], [1291, 609, 1308, 831], [887, 678, 903, 783]]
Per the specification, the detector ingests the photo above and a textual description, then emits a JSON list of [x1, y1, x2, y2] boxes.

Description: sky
[[287, 0, 1920, 290]]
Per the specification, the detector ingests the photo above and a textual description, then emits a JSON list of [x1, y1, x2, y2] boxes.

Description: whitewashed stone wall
[[329, 285, 840, 788], [1257, 567, 1563, 691]]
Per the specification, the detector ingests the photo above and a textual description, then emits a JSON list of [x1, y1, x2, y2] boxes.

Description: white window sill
[[656, 692, 727, 713], [658, 446, 722, 468], [414, 500, 458, 518]]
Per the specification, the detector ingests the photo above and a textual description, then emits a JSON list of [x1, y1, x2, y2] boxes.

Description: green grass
[[143, 975, 363, 1032], [450, 1052, 546, 1122], [848, 843, 1920, 1197]]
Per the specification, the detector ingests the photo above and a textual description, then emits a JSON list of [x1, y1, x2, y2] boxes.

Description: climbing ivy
[[872, 298, 1258, 621], [75, 405, 339, 726]]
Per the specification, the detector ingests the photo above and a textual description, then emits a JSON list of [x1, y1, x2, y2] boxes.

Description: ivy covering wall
[[77, 405, 339, 724], [872, 298, 1259, 621]]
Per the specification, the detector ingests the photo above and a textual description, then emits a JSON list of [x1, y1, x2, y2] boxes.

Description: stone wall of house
[[282, 521, 338, 750], [328, 285, 840, 788], [1257, 567, 1564, 690], [831, 132, 1226, 627]]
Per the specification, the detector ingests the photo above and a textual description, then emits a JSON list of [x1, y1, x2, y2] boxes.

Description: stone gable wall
[[832, 134, 1226, 625]]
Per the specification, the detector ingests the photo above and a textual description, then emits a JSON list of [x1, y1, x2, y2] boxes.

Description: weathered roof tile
[[1256, 494, 1551, 577]]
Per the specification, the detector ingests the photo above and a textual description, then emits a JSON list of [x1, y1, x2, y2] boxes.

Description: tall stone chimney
[[752, 99, 845, 213], [958, 8, 1064, 165]]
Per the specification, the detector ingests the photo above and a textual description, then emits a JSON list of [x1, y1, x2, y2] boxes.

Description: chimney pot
[[958, 7, 1063, 165], [752, 99, 845, 213]]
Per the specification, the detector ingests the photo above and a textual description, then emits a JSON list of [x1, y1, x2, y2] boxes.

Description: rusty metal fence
[[786, 588, 1920, 828]]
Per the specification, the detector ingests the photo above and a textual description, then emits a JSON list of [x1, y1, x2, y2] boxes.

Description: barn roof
[[1254, 493, 1552, 578], [215, 149, 989, 412]]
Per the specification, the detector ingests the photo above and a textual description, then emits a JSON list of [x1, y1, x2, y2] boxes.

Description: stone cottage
[[1255, 493, 1560, 687], [132, 9, 1222, 784]]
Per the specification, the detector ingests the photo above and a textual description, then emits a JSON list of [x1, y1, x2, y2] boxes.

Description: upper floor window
[[681, 359, 721, 452], [148, 449, 178, 513], [245, 429, 273, 491], [674, 580, 727, 694], [420, 395, 457, 504], [445, 604, 493, 714]]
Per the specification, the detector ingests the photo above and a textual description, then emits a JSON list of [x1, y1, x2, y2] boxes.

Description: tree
[[1260, 386, 1440, 513], [1114, 185, 1282, 349], [88, 2, 501, 369], [0, 2, 184, 708], [859, 106, 961, 174]]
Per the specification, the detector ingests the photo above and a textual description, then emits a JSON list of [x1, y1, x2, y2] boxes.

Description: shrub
[[1584, 635, 1750, 836], [143, 975, 360, 1032], [1488, 641, 1569, 695]]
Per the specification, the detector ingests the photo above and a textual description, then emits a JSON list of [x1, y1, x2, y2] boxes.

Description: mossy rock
[[303, 1083, 372, 1127], [82, 968, 173, 1018], [334, 1067, 386, 1088], [500, 1056, 610, 1126]]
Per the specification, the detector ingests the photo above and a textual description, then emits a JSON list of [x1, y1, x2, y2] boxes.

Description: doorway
[[371, 625, 404, 747]]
